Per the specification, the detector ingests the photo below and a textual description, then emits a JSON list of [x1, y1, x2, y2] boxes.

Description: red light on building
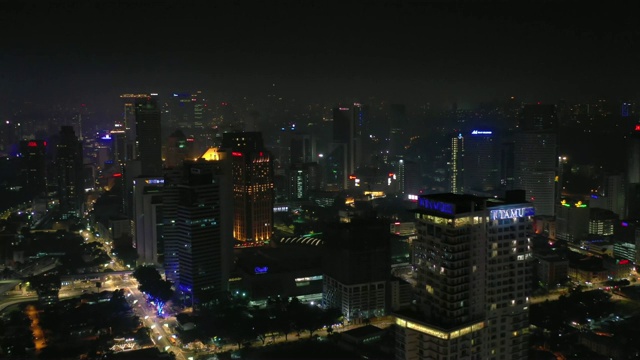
[[635, 124, 640, 131], [348, 175, 356, 180], [259, 152, 263, 157], [388, 173, 395, 177], [232, 152, 243, 157], [619, 259, 630, 265], [43, 141, 47, 146], [27, 141, 37, 147], [186, 138, 195, 142], [113, 173, 122, 177]]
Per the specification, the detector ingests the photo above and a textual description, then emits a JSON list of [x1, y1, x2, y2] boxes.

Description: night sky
[[2, 0, 639, 116]]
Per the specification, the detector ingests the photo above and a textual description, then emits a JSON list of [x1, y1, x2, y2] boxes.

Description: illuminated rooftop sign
[[471, 130, 492, 135], [418, 198, 455, 215], [490, 207, 535, 220]]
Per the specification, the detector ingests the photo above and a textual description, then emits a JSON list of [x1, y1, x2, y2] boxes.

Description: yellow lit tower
[[221, 132, 274, 245]]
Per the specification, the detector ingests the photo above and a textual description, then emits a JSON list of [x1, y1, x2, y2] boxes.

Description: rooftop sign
[[490, 207, 535, 220], [471, 130, 492, 135], [418, 198, 455, 215]]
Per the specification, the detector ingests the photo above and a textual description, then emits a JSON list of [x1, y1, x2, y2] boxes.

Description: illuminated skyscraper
[[396, 192, 533, 360], [221, 132, 274, 244], [449, 133, 464, 194], [163, 148, 233, 306], [397, 159, 420, 195], [56, 126, 84, 219]]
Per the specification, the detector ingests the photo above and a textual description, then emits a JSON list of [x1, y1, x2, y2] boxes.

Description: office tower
[[165, 129, 190, 168], [555, 199, 589, 241], [163, 148, 233, 306], [500, 140, 515, 191], [290, 133, 317, 165], [322, 218, 390, 321], [396, 192, 533, 360], [161, 166, 185, 285], [590, 173, 625, 217], [221, 132, 274, 243], [135, 94, 163, 176], [329, 104, 362, 189], [513, 103, 558, 216], [133, 176, 164, 265], [449, 133, 464, 194], [397, 159, 420, 195], [389, 104, 407, 157], [289, 162, 320, 201], [463, 129, 499, 195], [56, 126, 84, 219], [18, 139, 47, 197]]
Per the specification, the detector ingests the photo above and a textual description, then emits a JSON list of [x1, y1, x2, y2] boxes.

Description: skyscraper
[[163, 148, 233, 306], [389, 104, 407, 157], [449, 133, 464, 194], [396, 192, 533, 360], [221, 132, 274, 244], [133, 176, 164, 265], [56, 126, 84, 219], [135, 94, 163, 176], [513, 103, 558, 216], [329, 105, 362, 189], [463, 129, 499, 195], [397, 159, 421, 195], [18, 139, 47, 197]]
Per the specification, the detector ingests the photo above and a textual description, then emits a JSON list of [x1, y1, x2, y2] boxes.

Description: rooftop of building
[[414, 190, 532, 217]]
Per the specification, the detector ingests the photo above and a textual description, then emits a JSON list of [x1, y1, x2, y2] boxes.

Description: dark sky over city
[[2, 0, 639, 114]]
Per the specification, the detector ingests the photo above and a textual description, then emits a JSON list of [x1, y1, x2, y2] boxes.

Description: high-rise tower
[[163, 148, 233, 306], [135, 94, 163, 176], [19, 139, 47, 198], [133, 176, 164, 265], [221, 132, 274, 244], [396, 191, 533, 360], [449, 133, 464, 194], [463, 129, 500, 195], [329, 104, 363, 189], [513, 103, 558, 216], [56, 126, 84, 219]]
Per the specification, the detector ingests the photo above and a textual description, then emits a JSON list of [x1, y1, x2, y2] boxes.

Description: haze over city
[[2, 1, 640, 360]]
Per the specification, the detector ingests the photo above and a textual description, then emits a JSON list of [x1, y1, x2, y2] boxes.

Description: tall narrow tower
[[135, 94, 163, 176], [56, 126, 84, 219], [163, 148, 233, 306], [221, 132, 274, 244], [513, 103, 558, 216]]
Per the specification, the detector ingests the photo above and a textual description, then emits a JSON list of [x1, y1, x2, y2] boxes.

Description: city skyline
[[2, 0, 639, 119]]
